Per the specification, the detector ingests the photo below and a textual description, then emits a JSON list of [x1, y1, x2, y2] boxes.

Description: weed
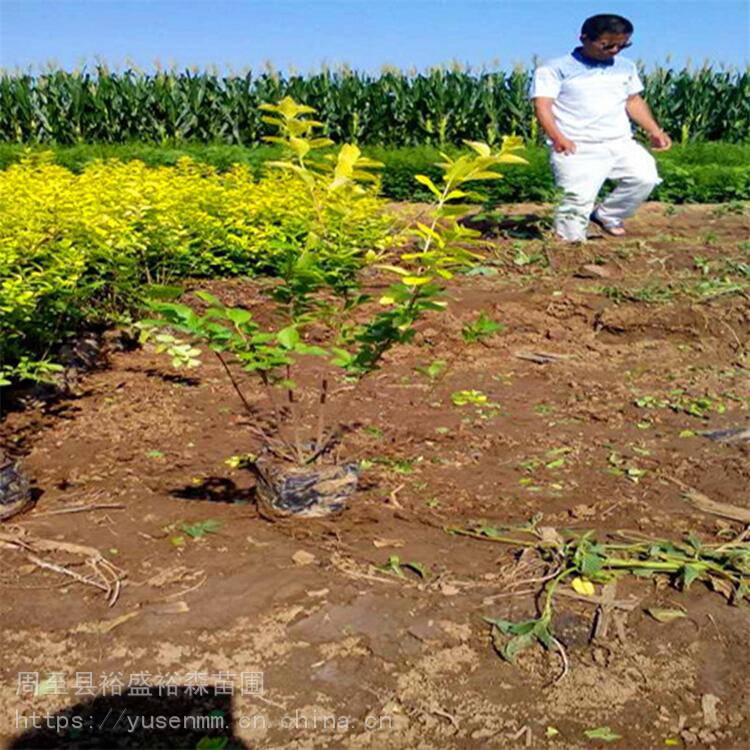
[[181, 519, 222, 538], [596, 284, 675, 304], [534, 404, 556, 419], [461, 313, 505, 343], [711, 200, 746, 217], [369, 456, 421, 474], [414, 359, 447, 380], [451, 389, 488, 406], [378, 555, 428, 579], [635, 390, 726, 419]]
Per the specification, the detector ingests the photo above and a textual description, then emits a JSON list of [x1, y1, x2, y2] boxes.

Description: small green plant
[[635, 390, 727, 419], [711, 200, 746, 217], [180, 519, 222, 538], [583, 726, 622, 742], [0, 357, 63, 387], [597, 284, 676, 304], [378, 555, 429, 579], [414, 359, 447, 380], [451, 389, 488, 406], [461, 313, 506, 343]]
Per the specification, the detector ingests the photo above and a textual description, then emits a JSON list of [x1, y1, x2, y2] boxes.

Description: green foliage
[[461, 312, 505, 343], [485, 614, 555, 662], [414, 359, 447, 380], [583, 727, 622, 742], [451, 389, 488, 406], [450, 521, 750, 667], [634, 390, 729, 419], [2, 142, 746, 204], [181, 519, 222, 538], [0, 141, 390, 383], [2, 64, 748, 145]]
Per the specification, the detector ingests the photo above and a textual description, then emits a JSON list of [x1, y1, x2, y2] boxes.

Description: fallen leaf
[[572, 577, 595, 596], [646, 607, 686, 623]]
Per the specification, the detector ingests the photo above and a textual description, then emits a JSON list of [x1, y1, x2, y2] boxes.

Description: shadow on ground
[[9, 688, 248, 749]]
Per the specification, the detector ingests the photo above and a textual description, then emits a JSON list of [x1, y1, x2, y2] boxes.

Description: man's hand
[[649, 130, 672, 151], [552, 136, 577, 155], [533, 98, 577, 155]]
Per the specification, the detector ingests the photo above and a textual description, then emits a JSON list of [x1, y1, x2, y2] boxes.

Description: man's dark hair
[[581, 14, 634, 39]]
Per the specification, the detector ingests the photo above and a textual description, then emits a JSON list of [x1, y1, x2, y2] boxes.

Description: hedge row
[[1, 141, 748, 204], [0, 157, 391, 382]]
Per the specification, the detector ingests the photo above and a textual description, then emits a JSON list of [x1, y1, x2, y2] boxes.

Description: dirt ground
[[1, 203, 749, 749]]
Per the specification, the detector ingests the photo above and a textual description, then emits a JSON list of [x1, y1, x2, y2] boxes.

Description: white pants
[[550, 138, 661, 242]]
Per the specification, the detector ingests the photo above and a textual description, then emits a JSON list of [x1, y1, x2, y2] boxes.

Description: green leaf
[[584, 726, 622, 742], [295, 343, 328, 357], [277, 326, 300, 349], [580, 551, 605, 577], [194, 290, 223, 307], [414, 173, 442, 197], [463, 140, 491, 157], [143, 284, 184, 301], [181, 519, 221, 539], [225, 308, 252, 325], [501, 631, 535, 662], [682, 563, 703, 588]]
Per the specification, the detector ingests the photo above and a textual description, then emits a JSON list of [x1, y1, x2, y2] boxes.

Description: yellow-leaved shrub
[[0, 152, 391, 380]]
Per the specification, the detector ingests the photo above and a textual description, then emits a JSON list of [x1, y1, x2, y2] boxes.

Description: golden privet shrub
[[0, 152, 392, 377]]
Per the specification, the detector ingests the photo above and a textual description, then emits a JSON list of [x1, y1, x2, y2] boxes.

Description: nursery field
[[1, 203, 749, 749]]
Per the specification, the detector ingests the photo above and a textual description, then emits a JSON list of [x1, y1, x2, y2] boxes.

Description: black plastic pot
[[0, 458, 33, 521], [250, 456, 359, 519]]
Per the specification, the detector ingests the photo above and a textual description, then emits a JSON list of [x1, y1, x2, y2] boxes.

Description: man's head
[[580, 14, 633, 61]]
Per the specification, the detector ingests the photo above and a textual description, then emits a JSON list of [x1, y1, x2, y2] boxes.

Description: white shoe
[[590, 207, 626, 237]]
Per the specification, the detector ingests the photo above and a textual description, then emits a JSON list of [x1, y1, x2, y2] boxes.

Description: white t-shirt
[[530, 49, 644, 142]]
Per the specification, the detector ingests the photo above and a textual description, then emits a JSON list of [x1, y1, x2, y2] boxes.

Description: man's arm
[[533, 98, 577, 154], [626, 95, 672, 150]]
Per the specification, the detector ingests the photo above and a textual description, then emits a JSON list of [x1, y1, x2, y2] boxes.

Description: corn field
[[1, 64, 748, 145]]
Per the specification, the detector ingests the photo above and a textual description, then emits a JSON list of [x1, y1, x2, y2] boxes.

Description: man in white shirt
[[530, 14, 672, 242]]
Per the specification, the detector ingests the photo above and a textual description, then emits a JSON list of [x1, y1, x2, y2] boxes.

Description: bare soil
[[1, 204, 749, 749]]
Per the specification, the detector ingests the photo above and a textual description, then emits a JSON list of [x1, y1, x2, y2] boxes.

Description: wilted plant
[[448, 519, 750, 677]]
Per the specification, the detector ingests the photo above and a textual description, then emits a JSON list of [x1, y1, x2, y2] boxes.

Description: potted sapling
[[138, 97, 526, 518]]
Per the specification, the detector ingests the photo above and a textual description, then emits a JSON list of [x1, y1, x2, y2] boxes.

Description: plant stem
[[315, 377, 328, 454], [284, 363, 305, 462], [213, 351, 288, 450]]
